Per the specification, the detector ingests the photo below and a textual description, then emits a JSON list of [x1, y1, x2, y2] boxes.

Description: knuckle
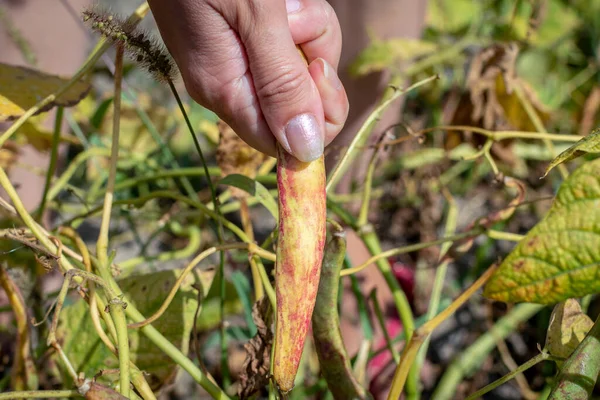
[[255, 64, 311, 106]]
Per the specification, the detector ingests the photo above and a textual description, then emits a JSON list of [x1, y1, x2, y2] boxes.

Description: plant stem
[[381, 125, 583, 148], [514, 84, 568, 178], [466, 350, 550, 400], [360, 230, 418, 397], [370, 289, 400, 364], [36, 106, 63, 221], [341, 228, 483, 276], [0, 390, 80, 399], [94, 44, 130, 397], [167, 81, 232, 387], [326, 74, 438, 192], [487, 230, 524, 242], [414, 190, 458, 396], [387, 264, 499, 399], [0, 170, 230, 399], [46, 147, 113, 202]]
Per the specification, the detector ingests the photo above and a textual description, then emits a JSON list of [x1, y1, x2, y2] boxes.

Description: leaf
[[484, 158, 600, 304], [238, 297, 273, 399], [545, 299, 594, 366], [219, 174, 278, 220], [548, 316, 600, 400], [349, 37, 437, 77], [426, 0, 482, 32], [56, 269, 210, 390], [14, 117, 80, 151], [216, 120, 268, 199], [0, 63, 91, 121], [543, 128, 600, 177], [531, 0, 581, 48]]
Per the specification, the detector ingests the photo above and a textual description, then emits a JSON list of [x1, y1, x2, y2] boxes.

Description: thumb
[[238, 0, 325, 162]]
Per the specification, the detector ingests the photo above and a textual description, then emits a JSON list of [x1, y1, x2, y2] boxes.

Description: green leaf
[[545, 299, 594, 366], [532, 0, 580, 48], [56, 269, 209, 389], [231, 270, 257, 337], [219, 173, 278, 219], [349, 37, 437, 77], [425, 0, 482, 33], [484, 158, 600, 304], [543, 129, 600, 177]]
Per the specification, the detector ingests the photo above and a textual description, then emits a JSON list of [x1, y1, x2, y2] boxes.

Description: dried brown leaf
[[237, 297, 273, 399], [447, 43, 549, 164], [216, 121, 267, 199]]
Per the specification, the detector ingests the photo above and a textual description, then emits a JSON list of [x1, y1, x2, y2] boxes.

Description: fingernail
[[286, 0, 301, 13], [284, 114, 323, 162], [319, 58, 343, 90]]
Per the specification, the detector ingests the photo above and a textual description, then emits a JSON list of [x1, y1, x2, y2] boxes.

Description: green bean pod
[[312, 230, 372, 400]]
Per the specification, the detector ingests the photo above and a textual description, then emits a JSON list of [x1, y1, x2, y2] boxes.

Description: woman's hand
[[148, 0, 349, 162]]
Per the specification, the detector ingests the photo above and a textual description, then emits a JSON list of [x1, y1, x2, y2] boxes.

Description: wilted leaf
[[0, 63, 90, 121], [57, 269, 207, 390], [216, 120, 268, 199], [543, 128, 600, 177], [484, 158, 600, 304], [545, 299, 593, 366], [447, 43, 549, 163], [219, 174, 278, 220], [238, 297, 273, 399], [349, 37, 437, 77], [0, 142, 19, 171]]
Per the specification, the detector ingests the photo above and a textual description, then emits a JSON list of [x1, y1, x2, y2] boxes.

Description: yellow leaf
[[350, 37, 438, 77], [14, 116, 80, 152], [0, 63, 91, 122]]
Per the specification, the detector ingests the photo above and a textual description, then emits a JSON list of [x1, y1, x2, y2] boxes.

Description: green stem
[[95, 44, 129, 397], [513, 84, 568, 179], [64, 190, 248, 243], [370, 290, 400, 364], [342, 228, 483, 277], [466, 350, 550, 400], [356, 144, 379, 227], [487, 230, 524, 242], [360, 230, 418, 397], [326, 74, 437, 193], [36, 106, 63, 221], [118, 225, 202, 277], [111, 302, 130, 397], [0, 169, 230, 399], [46, 147, 112, 202], [414, 192, 458, 396]]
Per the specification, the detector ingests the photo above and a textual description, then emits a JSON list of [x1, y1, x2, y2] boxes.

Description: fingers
[[149, 0, 347, 162], [308, 58, 349, 145], [287, 0, 342, 70], [237, 0, 327, 162]]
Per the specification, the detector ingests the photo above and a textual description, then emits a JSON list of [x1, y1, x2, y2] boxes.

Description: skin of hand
[[148, 0, 349, 162]]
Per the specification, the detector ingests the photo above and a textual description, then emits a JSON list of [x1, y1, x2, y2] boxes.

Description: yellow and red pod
[[273, 145, 327, 393]]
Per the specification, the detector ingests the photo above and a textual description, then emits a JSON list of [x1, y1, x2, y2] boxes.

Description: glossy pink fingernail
[[286, 0, 301, 13], [284, 113, 323, 162]]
